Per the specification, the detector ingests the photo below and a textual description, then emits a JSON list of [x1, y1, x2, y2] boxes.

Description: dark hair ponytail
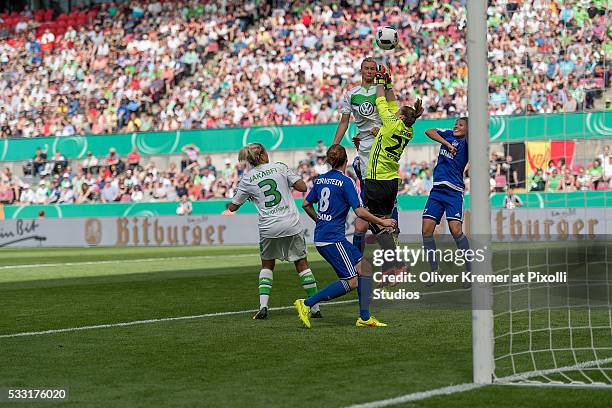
[[326, 145, 348, 169]]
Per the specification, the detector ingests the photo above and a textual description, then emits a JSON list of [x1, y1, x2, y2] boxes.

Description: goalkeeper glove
[[376, 64, 393, 90], [384, 72, 393, 90]]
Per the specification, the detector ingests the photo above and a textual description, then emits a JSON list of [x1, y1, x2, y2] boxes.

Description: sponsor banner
[[1, 112, 609, 162], [0, 208, 610, 248]]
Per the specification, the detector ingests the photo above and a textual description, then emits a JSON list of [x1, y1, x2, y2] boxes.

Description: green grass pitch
[[1, 246, 611, 407]]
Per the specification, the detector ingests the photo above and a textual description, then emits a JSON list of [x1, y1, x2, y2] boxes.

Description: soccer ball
[[375, 26, 398, 50]]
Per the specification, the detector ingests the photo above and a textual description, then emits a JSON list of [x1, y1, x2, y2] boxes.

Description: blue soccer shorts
[[316, 239, 362, 280], [422, 185, 464, 225]]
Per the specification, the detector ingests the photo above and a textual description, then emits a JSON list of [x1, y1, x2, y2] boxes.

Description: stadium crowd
[[0, 0, 608, 139], [1, 141, 610, 207]]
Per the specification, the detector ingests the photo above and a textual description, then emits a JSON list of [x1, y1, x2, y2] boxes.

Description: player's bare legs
[[447, 220, 463, 238], [262, 259, 275, 270]]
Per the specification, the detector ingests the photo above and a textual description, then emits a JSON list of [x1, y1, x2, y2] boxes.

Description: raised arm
[[425, 129, 457, 156], [386, 88, 399, 114], [375, 84, 399, 127]]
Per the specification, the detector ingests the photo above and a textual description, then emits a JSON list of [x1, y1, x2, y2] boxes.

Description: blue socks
[[423, 233, 471, 272], [391, 205, 399, 233], [454, 233, 471, 272], [423, 234, 439, 271], [304, 277, 375, 321], [353, 231, 365, 255], [357, 276, 373, 320], [304, 280, 350, 307]]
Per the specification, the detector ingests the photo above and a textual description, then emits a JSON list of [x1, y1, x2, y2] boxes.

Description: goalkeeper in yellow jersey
[[365, 67, 423, 274]]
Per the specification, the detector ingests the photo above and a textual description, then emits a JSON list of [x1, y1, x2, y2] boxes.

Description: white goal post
[[467, 0, 495, 385], [467, 1, 612, 388]]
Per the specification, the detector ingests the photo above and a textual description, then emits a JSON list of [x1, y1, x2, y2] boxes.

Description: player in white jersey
[[333, 57, 380, 174], [226, 143, 321, 320], [333, 57, 384, 256]]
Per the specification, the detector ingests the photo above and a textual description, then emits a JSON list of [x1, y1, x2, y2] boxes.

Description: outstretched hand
[[413, 99, 424, 118], [403, 98, 424, 127]]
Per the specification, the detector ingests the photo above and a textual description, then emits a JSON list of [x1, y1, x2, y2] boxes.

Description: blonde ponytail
[[238, 143, 267, 167]]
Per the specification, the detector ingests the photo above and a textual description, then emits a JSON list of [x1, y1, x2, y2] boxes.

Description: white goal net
[[492, 239, 612, 387]]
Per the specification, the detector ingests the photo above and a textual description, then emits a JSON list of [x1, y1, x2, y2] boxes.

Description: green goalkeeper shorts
[[259, 231, 307, 262]]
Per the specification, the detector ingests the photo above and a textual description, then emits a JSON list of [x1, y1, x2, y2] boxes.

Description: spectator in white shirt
[[19, 184, 35, 204], [40, 29, 55, 45], [35, 180, 49, 204], [200, 167, 216, 192]]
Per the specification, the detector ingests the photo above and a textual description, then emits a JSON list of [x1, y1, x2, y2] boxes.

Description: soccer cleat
[[294, 299, 311, 328], [252, 307, 268, 320], [310, 310, 323, 319], [356, 316, 387, 327]]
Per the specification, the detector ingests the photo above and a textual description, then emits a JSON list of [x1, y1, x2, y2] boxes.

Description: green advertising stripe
[[1, 112, 609, 162], [3, 191, 611, 219]]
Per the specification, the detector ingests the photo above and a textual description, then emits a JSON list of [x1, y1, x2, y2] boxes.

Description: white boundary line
[[497, 381, 612, 389], [345, 383, 486, 408], [494, 357, 612, 387], [347, 357, 612, 408], [0, 288, 469, 339], [0, 253, 258, 270], [348, 358, 612, 408], [0, 300, 358, 339]]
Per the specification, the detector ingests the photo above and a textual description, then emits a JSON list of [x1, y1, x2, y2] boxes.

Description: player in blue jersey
[[422, 118, 471, 284], [294, 145, 396, 328]]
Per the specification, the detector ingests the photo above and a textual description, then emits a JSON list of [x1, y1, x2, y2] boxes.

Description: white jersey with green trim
[[340, 84, 381, 141], [231, 162, 303, 239], [341, 84, 382, 175]]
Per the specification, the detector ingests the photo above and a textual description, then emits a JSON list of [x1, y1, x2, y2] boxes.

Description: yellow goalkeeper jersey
[[366, 96, 414, 180]]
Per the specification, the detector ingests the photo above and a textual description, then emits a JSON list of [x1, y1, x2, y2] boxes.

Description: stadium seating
[[0, 0, 608, 139], [0, 1, 609, 206]]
